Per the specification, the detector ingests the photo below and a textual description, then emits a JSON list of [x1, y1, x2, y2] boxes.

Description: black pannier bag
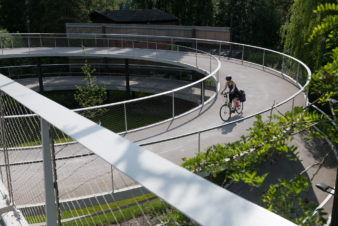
[[239, 90, 246, 102]]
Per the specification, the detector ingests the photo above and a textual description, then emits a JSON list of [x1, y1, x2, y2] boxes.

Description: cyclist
[[221, 75, 240, 111]]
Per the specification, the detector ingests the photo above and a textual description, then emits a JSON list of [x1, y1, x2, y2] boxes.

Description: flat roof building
[[90, 9, 178, 25]]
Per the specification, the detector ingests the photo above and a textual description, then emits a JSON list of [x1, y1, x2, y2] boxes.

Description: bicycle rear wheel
[[235, 101, 244, 114], [220, 104, 231, 121]]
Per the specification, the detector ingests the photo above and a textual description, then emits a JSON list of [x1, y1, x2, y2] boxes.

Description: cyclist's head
[[225, 76, 232, 81]]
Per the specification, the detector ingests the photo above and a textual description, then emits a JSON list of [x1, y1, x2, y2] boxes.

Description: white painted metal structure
[[0, 74, 295, 226], [0, 33, 314, 225]]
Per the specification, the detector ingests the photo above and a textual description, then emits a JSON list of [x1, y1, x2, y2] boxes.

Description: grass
[[25, 193, 167, 225]]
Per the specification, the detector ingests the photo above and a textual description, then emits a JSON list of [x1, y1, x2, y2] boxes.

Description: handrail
[[0, 33, 311, 145], [0, 35, 220, 115], [0, 73, 295, 226], [0, 33, 314, 225]]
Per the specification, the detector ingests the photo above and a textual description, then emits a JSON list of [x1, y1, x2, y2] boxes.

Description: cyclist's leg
[[229, 94, 235, 110], [233, 90, 240, 107]]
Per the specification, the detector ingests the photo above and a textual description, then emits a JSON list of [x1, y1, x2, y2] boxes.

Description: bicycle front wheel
[[235, 101, 244, 114], [220, 104, 231, 121]]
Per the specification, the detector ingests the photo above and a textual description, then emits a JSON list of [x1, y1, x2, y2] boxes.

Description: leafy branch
[[74, 47, 107, 120]]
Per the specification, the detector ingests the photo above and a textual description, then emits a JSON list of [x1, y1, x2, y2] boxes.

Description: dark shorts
[[229, 90, 240, 103]]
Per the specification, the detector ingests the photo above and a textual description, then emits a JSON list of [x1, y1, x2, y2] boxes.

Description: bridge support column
[[125, 59, 130, 99], [41, 119, 58, 225]]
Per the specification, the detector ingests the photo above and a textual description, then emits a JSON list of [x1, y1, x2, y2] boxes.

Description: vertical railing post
[[219, 42, 221, 60], [124, 103, 128, 133], [0, 92, 4, 181], [0, 92, 13, 203], [172, 93, 175, 119], [1, 37, 3, 55], [281, 56, 285, 79], [195, 40, 198, 67], [305, 88, 309, 107], [95, 34, 97, 47], [241, 45, 244, 64], [262, 50, 265, 70], [27, 35, 30, 53], [209, 55, 212, 73], [41, 118, 58, 225], [40, 34, 43, 47], [155, 42, 158, 57], [195, 50, 198, 67], [198, 132, 201, 153], [201, 81, 205, 105], [111, 166, 114, 193], [121, 35, 123, 48], [296, 63, 300, 84], [228, 43, 231, 60]]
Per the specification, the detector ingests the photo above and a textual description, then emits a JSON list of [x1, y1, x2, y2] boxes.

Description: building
[[89, 9, 178, 25]]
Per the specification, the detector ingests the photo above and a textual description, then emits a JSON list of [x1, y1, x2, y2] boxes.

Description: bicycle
[[219, 92, 243, 121]]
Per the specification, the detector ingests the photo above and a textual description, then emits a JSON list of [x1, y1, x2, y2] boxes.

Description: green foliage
[[215, 0, 285, 49], [182, 107, 320, 188], [262, 175, 327, 225], [0, 30, 24, 48], [180, 106, 331, 224], [306, 0, 338, 148], [310, 48, 338, 103], [40, 0, 89, 33], [308, 1, 338, 51], [158, 206, 195, 226], [282, 0, 326, 70], [74, 48, 107, 120]]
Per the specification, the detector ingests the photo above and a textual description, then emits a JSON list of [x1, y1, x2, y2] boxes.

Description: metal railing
[[0, 33, 313, 225], [0, 73, 294, 225], [0, 33, 221, 135]]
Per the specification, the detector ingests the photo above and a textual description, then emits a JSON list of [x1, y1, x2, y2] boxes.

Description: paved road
[[1, 47, 335, 217]]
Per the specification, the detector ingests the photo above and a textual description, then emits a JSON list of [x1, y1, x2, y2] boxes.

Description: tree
[[74, 48, 107, 120], [40, 0, 89, 33], [26, 0, 45, 33], [215, 0, 283, 49], [262, 175, 327, 225], [307, 0, 338, 146], [281, 0, 335, 70], [0, 0, 26, 32]]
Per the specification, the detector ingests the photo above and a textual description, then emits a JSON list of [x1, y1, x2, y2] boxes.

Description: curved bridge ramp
[[0, 45, 315, 226]]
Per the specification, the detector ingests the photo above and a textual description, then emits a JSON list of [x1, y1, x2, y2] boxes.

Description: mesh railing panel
[[0, 90, 188, 225]]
